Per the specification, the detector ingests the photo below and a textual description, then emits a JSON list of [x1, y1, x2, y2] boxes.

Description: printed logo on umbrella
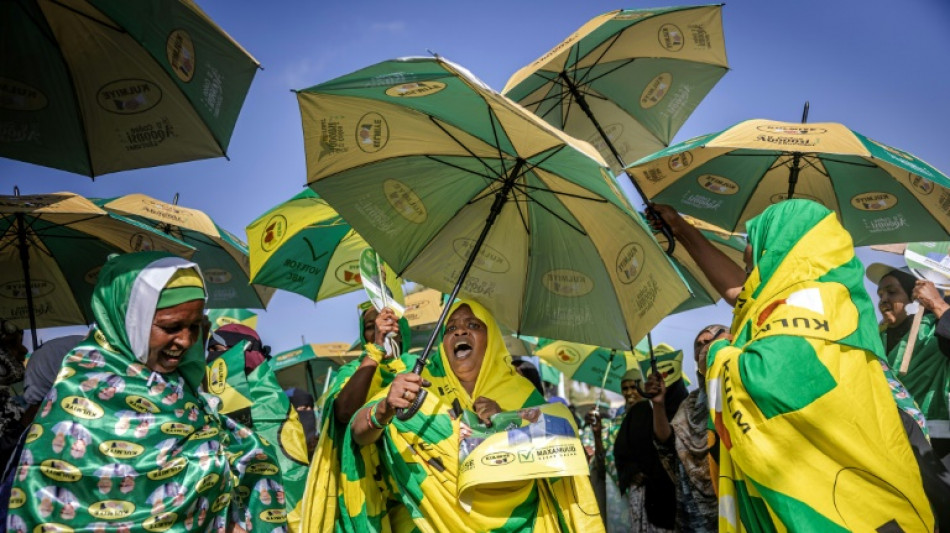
[[555, 346, 580, 365], [356, 113, 389, 153], [770, 193, 824, 206], [204, 269, 232, 284], [698, 174, 739, 195], [0, 77, 48, 111], [669, 151, 693, 172], [453, 239, 511, 273], [384, 81, 446, 98], [640, 73, 672, 108], [616, 243, 645, 284], [97, 79, 162, 114], [166, 30, 196, 82], [0, 279, 55, 299], [542, 270, 594, 297], [130, 233, 156, 251], [658, 24, 685, 51], [260, 215, 287, 252], [909, 175, 935, 195], [384, 179, 427, 223], [335, 260, 362, 286], [851, 192, 897, 211]]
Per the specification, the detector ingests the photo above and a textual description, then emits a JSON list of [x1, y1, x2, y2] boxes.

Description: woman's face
[[147, 299, 205, 373], [361, 309, 378, 343], [442, 305, 488, 384], [693, 327, 727, 377], [877, 275, 910, 327], [743, 244, 754, 276], [620, 379, 641, 407]]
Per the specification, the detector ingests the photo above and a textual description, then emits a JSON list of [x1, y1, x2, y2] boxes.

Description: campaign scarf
[[706, 200, 933, 532], [338, 299, 603, 533]]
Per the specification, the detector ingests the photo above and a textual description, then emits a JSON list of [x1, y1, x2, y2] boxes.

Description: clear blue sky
[[4, 0, 949, 379]]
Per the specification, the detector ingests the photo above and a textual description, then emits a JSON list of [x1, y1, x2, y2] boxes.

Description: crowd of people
[[0, 198, 949, 532]]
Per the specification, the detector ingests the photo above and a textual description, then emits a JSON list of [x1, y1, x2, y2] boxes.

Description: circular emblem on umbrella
[[335, 260, 361, 286], [1, 279, 54, 299], [97, 79, 162, 114], [166, 30, 196, 82], [555, 345, 581, 365], [909, 174, 935, 195], [384, 179, 427, 223], [669, 151, 693, 172], [616, 243, 645, 284], [205, 269, 233, 284], [0, 77, 48, 111], [356, 112, 389, 153], [207, 359, 227, 394], [453, 239, 510, 273], [542, 269, 594, 297], [260, 214, 287, 252], [658, 24, 685, 51], [130, 233, 155, 251], [385, 81, 447, 98], [851, 192, 897, 211], [640, 73, 672, 109], [698, 174, 739, 195]]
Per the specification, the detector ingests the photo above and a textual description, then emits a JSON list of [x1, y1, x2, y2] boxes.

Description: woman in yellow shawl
[[345, 299, 603, 532], [651, 200, 933, 531]]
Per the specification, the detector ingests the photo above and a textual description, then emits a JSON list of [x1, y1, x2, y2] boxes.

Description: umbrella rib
[[50, 0, 124, 32], [428, 117, 502, 181], [518, 187, 588, 236]]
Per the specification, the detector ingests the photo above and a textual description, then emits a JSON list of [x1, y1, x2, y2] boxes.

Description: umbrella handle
[[645, 205, 675, 256], [396, 389, 427, 420]]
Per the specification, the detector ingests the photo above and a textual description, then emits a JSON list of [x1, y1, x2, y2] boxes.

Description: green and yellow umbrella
[[535, 339, 640, 395], [633, 339, 685, 386], [627, 118, 950, 246], [246, 189, 371, 303], [503, 5, 728, 176], [96, 193, 274, 309], [298, 56, 690, 351], [1, 0, 259, 177], [271, 342, 355, 400], [0, 191, 194, 346], [206, 307, 258, 330]]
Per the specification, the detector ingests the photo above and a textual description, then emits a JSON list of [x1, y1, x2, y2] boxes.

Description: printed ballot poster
[[457, 403, 589, 506]]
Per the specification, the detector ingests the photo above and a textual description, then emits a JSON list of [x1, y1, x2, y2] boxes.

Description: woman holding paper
[[347, 299, 603, 532], [868, 264, 950, 458]]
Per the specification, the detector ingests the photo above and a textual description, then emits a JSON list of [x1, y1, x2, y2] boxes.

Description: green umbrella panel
[[297, 56, 691, 351], [535, 339, 639, 395], [503, 4, 729, 176], [626, 118, 950, 247], [271, 342, 355, 401], [206, 307, 258, 330], [246, 189, 372, 303], [95, 193, 274, 309], [633, 338, 685, 386], [1, 0, 259, 177], [0, 191, 194, 345]]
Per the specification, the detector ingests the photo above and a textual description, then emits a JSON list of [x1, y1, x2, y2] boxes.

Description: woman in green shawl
[[346, 299, 603, 532], [9, 252, 246, 532]]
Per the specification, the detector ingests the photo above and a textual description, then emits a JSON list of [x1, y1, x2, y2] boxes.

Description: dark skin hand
[[648, 204, 747, 306], [584, 409, 605, 463], [353, 372, 430, 446], [913, 280, 950, 319], [335, 308, 400, 425]]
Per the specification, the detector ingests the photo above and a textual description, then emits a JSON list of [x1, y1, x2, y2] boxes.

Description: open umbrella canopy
[[247, 189, 370, 303], [206, 307, 258, 329], [503, 4, 728, 175], [535, 339, 639, 395], [0, 191, 194, 342], [271, 342, 354, 372], [95, 193, 274, 308], [626, 118, 950, 246], [633, 339, 685, 387], [298, 56, 690, 350], [1, 0, 260, 177]]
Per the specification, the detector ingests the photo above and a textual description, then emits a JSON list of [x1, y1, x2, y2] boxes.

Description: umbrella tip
[[13, 186, 19, 196], [172, 193, 180, 205], [801, 101, 810, 123], [426, 48, 441, 59]]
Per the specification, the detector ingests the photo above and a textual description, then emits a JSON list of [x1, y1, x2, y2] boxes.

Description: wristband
[[367, 402, 388, 430]]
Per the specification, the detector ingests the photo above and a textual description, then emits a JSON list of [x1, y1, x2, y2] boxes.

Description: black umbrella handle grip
[[395, 389, 428, 421], [645, 205, 676, 256]]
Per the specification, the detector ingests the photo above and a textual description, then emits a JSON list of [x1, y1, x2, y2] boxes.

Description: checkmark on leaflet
[[518, 449, 534, 463]]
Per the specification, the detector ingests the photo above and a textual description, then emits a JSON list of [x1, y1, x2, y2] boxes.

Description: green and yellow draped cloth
[[205, 340, 310, 531], [706, 200, 933, 532], [9, 252, 240, 532], [338, 299, 604, 533], [882, 314, 950, 439], [300, 311, 411, 532]]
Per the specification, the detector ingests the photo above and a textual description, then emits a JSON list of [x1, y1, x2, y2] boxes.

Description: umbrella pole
[[15, 213, 39, 348], [558, 72, 675, 255], [786, 102, 810, 200], [396, 161, 524, 420], [596, 349, 615, 410]]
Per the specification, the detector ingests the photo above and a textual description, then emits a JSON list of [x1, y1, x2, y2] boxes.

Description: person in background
[[19, 335, 86, 427], [867, 263, 950, 458], [646, 325, 728, 532], [285, 387, 318, 458]]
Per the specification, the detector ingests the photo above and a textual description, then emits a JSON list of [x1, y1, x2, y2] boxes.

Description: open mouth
[[162, 350, 183, 363], [453, 340, 473, 360]]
